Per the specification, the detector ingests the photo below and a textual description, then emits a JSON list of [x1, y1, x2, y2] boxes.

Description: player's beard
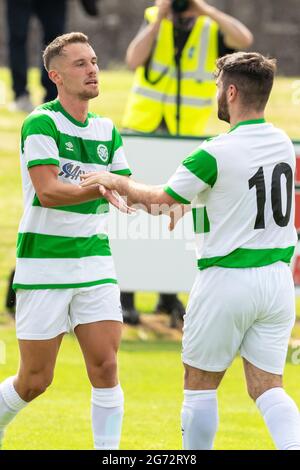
[[217, 88, 230, 123], [78, 89, 99, 100]]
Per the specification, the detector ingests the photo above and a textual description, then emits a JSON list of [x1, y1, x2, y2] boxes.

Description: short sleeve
[[21, 113, 60, 169], [109, 126, 132, 176], [164, 147, 218, 204]]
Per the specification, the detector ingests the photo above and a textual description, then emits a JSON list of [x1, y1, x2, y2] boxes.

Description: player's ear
[[227, 84, 238, 103], [48, 69, 62, 86]]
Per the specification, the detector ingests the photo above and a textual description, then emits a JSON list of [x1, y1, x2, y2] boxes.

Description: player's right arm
[[29, 165, 101, 208], [81, 142, 217, 223]]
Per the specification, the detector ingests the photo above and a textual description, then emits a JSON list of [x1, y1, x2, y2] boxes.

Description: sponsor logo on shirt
[[97, 144, 109, 163], [59, 162, 85, 181]]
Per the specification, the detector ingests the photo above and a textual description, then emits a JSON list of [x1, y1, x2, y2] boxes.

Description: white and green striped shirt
[[13, 99, 131, 290], [164, 119, 297, 270]]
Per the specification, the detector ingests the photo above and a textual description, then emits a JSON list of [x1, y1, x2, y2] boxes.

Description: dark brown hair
[[43, 32, 89, 71], [215, 52, 277, 111]]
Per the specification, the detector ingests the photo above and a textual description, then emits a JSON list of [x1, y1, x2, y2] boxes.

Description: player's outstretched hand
[[80, 173, 135, 214], [81, 171, 117, 189], [99, 185, 135, 214]]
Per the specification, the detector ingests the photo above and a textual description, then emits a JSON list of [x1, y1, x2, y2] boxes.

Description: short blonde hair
[[43, 32, 89, 71]]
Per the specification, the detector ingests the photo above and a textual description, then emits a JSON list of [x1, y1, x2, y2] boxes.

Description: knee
[[88, 358, 118, 388], [17, 370, 54, 401], [28, 372, 54, 399], [247, 384, 261, 401], [247, 379, 283, 402], [247, 382, 271, 402]]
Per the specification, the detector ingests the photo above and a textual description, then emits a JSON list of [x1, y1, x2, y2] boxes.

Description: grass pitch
[[0, 323, 299, 450]]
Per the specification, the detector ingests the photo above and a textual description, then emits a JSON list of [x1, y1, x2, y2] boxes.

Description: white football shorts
[[182, 262, 295, 375], [16, 283, 123, 340]]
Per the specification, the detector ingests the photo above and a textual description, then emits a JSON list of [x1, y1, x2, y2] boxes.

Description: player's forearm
[[116, 176, 163, 213], [204, 5, 253, 49], [126, 21, 162, 70], [39, 181, 101, 208]]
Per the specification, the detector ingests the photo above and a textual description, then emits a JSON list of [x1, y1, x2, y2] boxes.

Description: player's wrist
[[116, 175, 128, 195]]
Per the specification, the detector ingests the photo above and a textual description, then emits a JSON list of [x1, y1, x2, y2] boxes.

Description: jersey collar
[[229, 118, 266, 133], [56, 99, 90, 128]]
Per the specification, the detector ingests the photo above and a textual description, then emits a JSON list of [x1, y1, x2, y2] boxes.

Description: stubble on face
[[217, 84, 230, 123], [78, 88, 99, 100]]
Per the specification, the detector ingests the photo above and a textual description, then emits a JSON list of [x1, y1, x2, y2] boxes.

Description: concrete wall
[[0, 0, 299, 75]]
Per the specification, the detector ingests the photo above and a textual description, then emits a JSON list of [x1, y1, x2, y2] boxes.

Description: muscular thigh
[[243, 358, 282, 401], [75, 321, 122, 363], [18, 333, 64, 377], [183, 363, 226, 390], [75, 321, 122, 387]]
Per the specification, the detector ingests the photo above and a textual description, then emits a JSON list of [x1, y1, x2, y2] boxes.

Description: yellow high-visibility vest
[[122, 6, 218, 136]]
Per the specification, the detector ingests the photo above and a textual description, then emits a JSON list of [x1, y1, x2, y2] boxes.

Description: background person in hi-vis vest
[[120, 0, 253, 324]]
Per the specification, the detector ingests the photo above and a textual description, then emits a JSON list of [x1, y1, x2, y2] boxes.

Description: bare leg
[[243, 358, 300, 450], [16, 333, 64, 401], [75, 321, 122, 388], [0, 333, 64, 448], [184, 363, 226, 390], [243, 358, 282, 400]]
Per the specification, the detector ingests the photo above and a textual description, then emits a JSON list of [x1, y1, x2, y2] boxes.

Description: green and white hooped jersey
[[13, 99, 131, 290], [164, 119, 298, 270]]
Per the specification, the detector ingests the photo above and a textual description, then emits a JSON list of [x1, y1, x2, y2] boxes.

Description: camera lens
[[172, 0, 189, 13]]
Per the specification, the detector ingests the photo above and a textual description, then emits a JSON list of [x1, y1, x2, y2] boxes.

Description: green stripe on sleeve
[[183, 149, 217, 187], [198, 246, 295, 270], [112, 126, 123, 153], [164, 186, 190, 204], [111, 169, 132, 176], [22, 113, 58, 142], [27, 158, 60, 168], [17, 232, 112, 259]]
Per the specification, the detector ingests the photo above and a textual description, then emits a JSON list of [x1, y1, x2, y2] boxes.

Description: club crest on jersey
[[97, 144, 109, 163]]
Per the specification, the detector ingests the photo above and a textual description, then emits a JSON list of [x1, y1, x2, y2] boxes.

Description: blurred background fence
[[0, 0, 299, 74]]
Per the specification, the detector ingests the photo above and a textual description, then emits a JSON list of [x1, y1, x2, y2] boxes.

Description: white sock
[[256, 387, 300, 450], [181, 389, 218, 450], [0, 377, 27, 447], [91, 384, 124, 450]]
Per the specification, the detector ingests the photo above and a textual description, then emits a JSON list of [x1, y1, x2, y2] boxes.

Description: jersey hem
[[197, 246, 295, 270], [13, 278, 118, 291]]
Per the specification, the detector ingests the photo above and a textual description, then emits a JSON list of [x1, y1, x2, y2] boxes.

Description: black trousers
[[6, 0, 67, 101]]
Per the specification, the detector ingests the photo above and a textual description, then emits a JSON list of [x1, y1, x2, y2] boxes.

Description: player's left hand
[[80, 172, 135, 214]]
